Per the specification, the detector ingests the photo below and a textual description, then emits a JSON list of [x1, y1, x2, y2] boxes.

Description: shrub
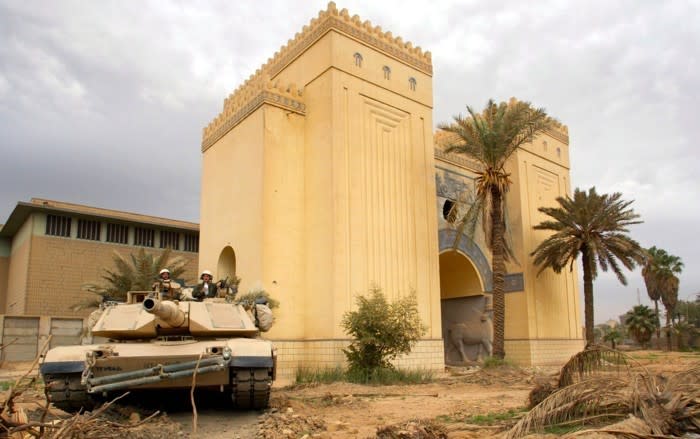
[[341, 287, 425, 378]]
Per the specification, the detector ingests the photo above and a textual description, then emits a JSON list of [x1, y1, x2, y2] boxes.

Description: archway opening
[[439, 251, 483, 299], [217, 246, 236, 280], [439, 250, 489, 365]]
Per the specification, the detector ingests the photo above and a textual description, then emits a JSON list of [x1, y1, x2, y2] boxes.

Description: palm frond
[[75, 248, 192, 311], [506, 378, 631, 439], [557, 345, 638, 388]]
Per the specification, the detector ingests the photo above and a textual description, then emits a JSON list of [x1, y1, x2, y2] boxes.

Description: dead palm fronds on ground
[[507, 347, 700, 438], [557, 345, 639, 387]]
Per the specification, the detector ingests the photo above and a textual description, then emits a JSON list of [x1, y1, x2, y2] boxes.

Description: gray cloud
[[1, 0, 697, 322]]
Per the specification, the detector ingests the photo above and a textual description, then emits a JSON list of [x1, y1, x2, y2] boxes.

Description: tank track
[[45, 373, 96, 412], [231, 368, 272, 409]]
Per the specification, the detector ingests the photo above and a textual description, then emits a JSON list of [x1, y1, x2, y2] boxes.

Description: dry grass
[[507, 346, 700, 438]]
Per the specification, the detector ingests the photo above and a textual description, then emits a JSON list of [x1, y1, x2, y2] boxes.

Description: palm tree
[[438, 98, 555, 359], [74, 248, 189, 310], [603, 327, 623, 349], [641, 246, 683, 350], [530, 187, 646, 346], [625, 304, 658, 348]]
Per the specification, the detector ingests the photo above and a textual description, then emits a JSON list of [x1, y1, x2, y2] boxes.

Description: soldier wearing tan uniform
[[152, 268, 182, 300]]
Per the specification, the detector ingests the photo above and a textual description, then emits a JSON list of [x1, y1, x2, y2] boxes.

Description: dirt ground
[[1, 350, 698, 438]]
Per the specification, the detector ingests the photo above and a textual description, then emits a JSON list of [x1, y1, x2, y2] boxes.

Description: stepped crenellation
[[203, 2, 432, 148]]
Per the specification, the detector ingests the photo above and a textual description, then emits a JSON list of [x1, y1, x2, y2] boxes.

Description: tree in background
[[530, 187, 646, 346], [642, 246, 684, 344], [625, 304, 658, 348], [603, 328, 623, 349], [438, 98, 554, 359], [75, 248, 189, 310]]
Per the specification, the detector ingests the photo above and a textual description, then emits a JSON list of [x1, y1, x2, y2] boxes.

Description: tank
[[39, 290, 276, 412]]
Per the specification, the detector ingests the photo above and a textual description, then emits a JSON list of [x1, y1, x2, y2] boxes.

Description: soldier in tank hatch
[[152, 268, 182, 300], [192, 270, 220, 301]]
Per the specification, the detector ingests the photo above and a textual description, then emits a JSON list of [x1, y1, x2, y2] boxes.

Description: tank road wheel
[[45, 374, 96, 412], [231, 368, 272, 409]]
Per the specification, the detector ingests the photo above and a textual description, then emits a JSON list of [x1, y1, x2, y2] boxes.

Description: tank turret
[[39, 290, 276, 412]]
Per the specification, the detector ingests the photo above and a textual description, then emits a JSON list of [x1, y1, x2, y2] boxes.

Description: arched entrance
[[438, 230, 492, 365], [439, 251, 483, 299], [217, 246, 236, 280]]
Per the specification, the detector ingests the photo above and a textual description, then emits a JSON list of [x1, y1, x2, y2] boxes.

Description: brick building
[[0, 198, 199, 317]]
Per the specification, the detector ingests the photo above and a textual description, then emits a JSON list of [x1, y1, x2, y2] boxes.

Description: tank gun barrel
[[143, 298, 186, 327]]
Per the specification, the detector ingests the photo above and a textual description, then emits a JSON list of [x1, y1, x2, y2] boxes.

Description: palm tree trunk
[[581, 246, 594, 347], [490, 187, 506, 359], [666, 310, 672, 351], [654, 300, 660, 345]]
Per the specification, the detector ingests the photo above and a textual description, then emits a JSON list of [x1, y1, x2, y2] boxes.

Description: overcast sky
[[1, 0, 698, 324]]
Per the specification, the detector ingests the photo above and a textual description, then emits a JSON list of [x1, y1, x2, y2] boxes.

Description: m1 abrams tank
[[39, 291, 276, 412]]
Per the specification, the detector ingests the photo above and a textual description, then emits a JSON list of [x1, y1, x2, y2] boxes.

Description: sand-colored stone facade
[[199, 2, 583, 374]]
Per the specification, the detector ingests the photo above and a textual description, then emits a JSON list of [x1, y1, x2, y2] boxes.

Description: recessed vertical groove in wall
[[398, 121, 406, 294], [371, 109, 381, 288], [380, 127, 388, 292], [402, 118, 412, 291], [407, 119, 417, 294], [399, 119, 409, 294], [366, 104, 375, 287], [420, 116, 433, 325], [387, 127, 396, 296], [343, 87, 351, 303]]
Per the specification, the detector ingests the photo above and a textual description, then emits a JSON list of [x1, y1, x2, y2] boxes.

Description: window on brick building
[[160, 230, 180, 250], [77, 219, 101, 241], [106, 223, 129, 244], [184, 233, 199, 252], [134, 227, 155, 247], [46, 214, 71, 237], [184, 234, 199, 253]]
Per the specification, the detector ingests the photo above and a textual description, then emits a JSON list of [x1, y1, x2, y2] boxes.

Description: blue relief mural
[[435, 167, 473, 200], [436, 167, 524, 294]]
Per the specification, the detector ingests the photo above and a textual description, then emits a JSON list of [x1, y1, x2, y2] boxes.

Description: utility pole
[[637, 288, 640, 305]]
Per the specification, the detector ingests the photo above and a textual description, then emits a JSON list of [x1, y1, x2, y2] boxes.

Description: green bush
[[341, 287, 425, 378]]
